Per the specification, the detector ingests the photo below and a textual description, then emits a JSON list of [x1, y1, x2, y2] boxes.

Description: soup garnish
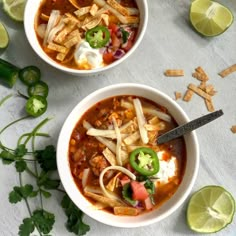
[[35, 0, 140, 70], [69, 96, 186, 216]]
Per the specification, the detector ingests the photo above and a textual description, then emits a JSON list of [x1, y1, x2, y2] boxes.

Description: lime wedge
[[190, 0, 234, 37], [187, 185, 235, 233], [0, 22, 9, 49], [2, 0, 26, 22]]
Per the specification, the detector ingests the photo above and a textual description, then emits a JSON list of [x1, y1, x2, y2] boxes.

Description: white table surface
[[0, 1, 236, 235]]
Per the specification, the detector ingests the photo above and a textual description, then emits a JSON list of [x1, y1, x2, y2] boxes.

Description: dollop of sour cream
[[74, 41, 103, 70], [153, 151, 178, 184]]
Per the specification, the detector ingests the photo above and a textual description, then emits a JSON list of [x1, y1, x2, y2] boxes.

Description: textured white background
[[0, 0, 236, 235]]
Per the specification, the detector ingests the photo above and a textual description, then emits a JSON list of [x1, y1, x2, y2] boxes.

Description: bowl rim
[[23, 0, 149, 75], [57, 83, 199, 228]]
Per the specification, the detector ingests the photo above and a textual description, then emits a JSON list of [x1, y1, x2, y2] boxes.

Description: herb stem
[[19, 172, 32, 217], [56, 188, 66, 194], [29, 118, 52, 210], [24, 118, 51, 145], [0, 116, 30, 136], [0, 94, 13, 107], [18, 132, 50, 146], [26, 166, 37, 178]]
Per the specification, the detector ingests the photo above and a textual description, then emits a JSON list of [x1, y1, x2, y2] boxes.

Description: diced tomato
[[130, 181, 149, 201], [120, 175, 131, 186], [109, 23, 119, 34], [103, 52, 115, 64], [144, 197, 154, 210]]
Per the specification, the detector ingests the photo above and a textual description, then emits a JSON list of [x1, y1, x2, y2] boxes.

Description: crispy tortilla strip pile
[[219, 64, 236, 78], [94, 0, 139, 24], [42, 1, 139, 63], [183, 66, 217, 112]]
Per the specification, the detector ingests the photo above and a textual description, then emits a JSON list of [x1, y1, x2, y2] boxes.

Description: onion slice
[[43, 10, 60, 46]]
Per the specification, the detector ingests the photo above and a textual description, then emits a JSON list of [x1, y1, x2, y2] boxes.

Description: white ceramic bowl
[[57, 83, 199, 228], [24, 0, 148, 76]]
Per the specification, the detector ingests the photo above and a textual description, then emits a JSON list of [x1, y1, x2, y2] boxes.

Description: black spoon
[[157, 109, 224, 144]]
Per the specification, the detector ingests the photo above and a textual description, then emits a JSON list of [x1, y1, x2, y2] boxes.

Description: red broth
[[68, 95, 186, 216], [35, 0, 140, 70]]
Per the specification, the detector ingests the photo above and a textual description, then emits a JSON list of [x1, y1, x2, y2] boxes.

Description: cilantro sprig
[[0, 95, 90, 236]]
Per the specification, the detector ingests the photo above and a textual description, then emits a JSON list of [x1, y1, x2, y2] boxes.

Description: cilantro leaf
[[9, 185, 34, 203], [121, 28, 130, 44], [61, 194, 90, 236], [18, 218, 35, 236], [32, 209, 55, 234], [0, 150, 15, 164], [15, 144, 28, 157], [15, 160, 27, 172], [122, 183, 137, 206], [37, 171, 60, 190], [41, 189, 52, 198], [9, 188, 22, 203], [35, 145, 57, 171]]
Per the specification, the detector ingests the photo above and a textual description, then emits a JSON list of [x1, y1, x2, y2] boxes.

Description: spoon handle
[[157, 109, 224, 144]]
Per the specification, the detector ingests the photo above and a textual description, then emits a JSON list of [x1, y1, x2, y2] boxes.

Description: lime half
[[190, 0, 234, 37], [187, 185, 235, 233], [0, 22, 9, 49], [3, 0, 26, 22]]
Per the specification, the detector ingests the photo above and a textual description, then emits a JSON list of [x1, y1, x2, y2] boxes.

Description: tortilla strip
[[64, 35, 81, 48], [54, 20, 77, 44], [107, 0, 129, 16], [90, 3, 99, 16], [84, 191, 123, 207], [47, 42, 68, 53], [164, 69, 184, 77], [183, 89, 194, 102], [205, 84, 217, 96], [231, 125, 236, 134], [106, 172, 121, 191], [188, 83, 212, 101], [175, 91, 182, 100], [101, 13, 109, 25], [102, 147, 117, 166], [204, 98, 215, 112], [218, 64, 236, 78], [114, 206, 139, 216], [82, 16, 102, 30], [192, 71, 208, 81], [40, 13, 49, 21], [56, 52, 68, 61], [123, 131, 140, 145], [198, 81, 206, 91], [195, 66, 209, 81], [74, 6, 90, 17]]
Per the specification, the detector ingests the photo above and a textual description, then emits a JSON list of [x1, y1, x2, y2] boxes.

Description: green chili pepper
[[0, 58, 19, 88], [28, 81, 49, 98], [85, 26, 110, 48], [19, 65, 41, 86], [129, 147, 159, 176], [25, 95, 47, 117]]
